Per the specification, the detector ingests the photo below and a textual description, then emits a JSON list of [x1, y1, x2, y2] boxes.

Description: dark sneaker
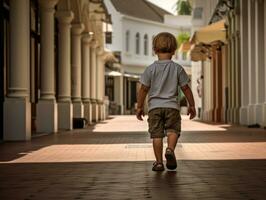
[[165, 147, 177, 170], [152, 161, 165, 171]]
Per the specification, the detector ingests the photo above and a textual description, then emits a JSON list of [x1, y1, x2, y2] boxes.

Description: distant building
[[104, 0, 192, 114]]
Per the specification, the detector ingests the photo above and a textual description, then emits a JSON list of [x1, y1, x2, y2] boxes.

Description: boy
[[136, 32, 196, 171]]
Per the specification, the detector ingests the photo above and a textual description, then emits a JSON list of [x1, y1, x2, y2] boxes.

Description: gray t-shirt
[[139, 60, 190, 111]]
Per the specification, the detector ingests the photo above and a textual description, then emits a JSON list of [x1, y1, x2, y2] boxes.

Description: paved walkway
[[0, 116, 266, 199]]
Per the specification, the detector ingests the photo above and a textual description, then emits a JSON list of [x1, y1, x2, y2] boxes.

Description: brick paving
[[0, 115, 266, 199]]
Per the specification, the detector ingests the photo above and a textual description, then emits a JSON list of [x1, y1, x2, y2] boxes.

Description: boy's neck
[[157, 52, 173, 60]]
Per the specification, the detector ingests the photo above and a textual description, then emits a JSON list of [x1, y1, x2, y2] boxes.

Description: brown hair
[[152, 32, 177, 53]]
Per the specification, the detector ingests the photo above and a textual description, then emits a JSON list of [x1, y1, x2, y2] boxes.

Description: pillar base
[[214, 107, 222, 123], [58, 102, 73, 130], [233, 107, 240, 124], [263, 103, 266, 127], [73, 102, 84, 118], [239, 106, 248, 125], [247, 104, 256, 125], [255, 103, 264, 126], [91, 102, 98, 122], [221, 107, 226, 123], [36, 100, 58, 133], [84, 102, 92, 124], [4, 98, 31, 141]]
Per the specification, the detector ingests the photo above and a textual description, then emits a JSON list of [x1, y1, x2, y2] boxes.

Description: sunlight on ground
[[93, 115, 229, 132], [2, 142, 266, 163], [1, 115, 264, 164]]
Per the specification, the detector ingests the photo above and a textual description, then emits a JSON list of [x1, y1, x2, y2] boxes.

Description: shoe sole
[[165, 152, 177, 170]]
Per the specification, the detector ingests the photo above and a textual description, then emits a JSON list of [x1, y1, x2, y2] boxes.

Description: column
[[56, 11, 74, 130], [4, 0, 31, 140], [221, 45, 227, 123], [114, 72, 124, 115], [264, 0, 266, 128], [248, 0, 257, 125], [230, 11, 236, 124], [211, 46, 217, 122], [90, 40, 98, 122], [240, 0, 249, 125], [255, 0, 265, 126], [82, 34, 92, 124], [234, 10, 241, 124], [215, 46, 223, 122], [36, 0, 58, 133], [96, 48, 105, 121], [71, 23, 84, 118]]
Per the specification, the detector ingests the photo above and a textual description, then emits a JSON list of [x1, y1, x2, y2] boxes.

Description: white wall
[[164, 14, 192, 30], [191, 61, 202, 117], [104, 0, 123, 51]]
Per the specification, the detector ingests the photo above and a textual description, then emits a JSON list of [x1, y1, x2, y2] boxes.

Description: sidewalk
[[0, 116, 266, 199]]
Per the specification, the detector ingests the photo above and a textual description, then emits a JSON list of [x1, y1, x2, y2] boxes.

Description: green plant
[[176, 0, 192, 15], [176, 32, 190, 47]]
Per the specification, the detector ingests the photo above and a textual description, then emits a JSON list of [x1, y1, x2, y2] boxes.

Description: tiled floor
[[0, 115, 266, 199]]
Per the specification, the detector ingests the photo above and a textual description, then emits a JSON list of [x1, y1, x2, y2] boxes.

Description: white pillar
[[96, 49, 105, 121], [82, 35, 92, 124], [71, 24, 84, 118], [264, 0, 266, 128], [248, 0, 257, 125], [90, 40, 98, 122], [240, 0, 249, 125], [36, 0, 58, 133], [4, 0, 31, 141], [56, 11, 74, 130], [255, 0, 265, 126]]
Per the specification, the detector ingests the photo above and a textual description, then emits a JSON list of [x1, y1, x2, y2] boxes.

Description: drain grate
[[125, 144, 152, 149], [125, 144, 183, 149]]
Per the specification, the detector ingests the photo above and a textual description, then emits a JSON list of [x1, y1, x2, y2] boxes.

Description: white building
[[104, 0, 192, 114]]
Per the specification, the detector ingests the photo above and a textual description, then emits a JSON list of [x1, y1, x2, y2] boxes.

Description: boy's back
[[140, 60, 190, 111], [136, 32, 196, 172]]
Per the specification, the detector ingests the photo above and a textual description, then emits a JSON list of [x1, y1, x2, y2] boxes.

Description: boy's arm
[[181, 84, 196, 119], [136, 84, 149, 121]]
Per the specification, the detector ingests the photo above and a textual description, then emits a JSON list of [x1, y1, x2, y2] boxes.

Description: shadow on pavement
[[0, 160, 266, 199]]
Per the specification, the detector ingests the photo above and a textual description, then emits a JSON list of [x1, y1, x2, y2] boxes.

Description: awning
[[191, 19, 226, 45], [124, 72, 140, 79], [105, 68, 122, 76], [188, 44, 210, 62]]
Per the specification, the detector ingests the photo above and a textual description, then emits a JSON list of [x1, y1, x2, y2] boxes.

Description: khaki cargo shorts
[[147, 108, 181, 138]]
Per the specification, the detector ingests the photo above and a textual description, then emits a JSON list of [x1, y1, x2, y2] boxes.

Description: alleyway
[[1, 116, 266, 200]]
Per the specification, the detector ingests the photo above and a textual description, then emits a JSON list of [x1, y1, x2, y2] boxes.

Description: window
[[125, 30, 130, 52], [144, 34, 148, 56], [152, 35, 155, 56], [193, 7, 203, 19], [135, 32, 140, 54]]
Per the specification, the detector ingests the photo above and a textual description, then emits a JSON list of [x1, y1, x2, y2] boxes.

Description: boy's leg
[[164, 109, 181, 170], [167, 132, 178, 151], [153, 138, 163, 163]]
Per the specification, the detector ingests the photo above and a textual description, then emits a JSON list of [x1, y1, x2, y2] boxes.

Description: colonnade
[[4, 0, 107, 141], [240, 0, 265, 126]]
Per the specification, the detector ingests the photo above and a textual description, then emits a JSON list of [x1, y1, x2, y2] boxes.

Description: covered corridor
[[0, 116, 266, 199]]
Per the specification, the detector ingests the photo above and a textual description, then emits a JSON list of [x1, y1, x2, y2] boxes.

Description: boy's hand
[[187, 106, 196, 120], [136, 108, 145, 121]]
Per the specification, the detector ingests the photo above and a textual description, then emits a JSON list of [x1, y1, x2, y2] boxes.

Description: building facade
[[104, 0, 192, 114], [190, 0, 266, 127], [1, 0, 113, 141]]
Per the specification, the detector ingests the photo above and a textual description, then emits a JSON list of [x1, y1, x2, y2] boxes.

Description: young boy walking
[[136, 32, 196, 171]]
